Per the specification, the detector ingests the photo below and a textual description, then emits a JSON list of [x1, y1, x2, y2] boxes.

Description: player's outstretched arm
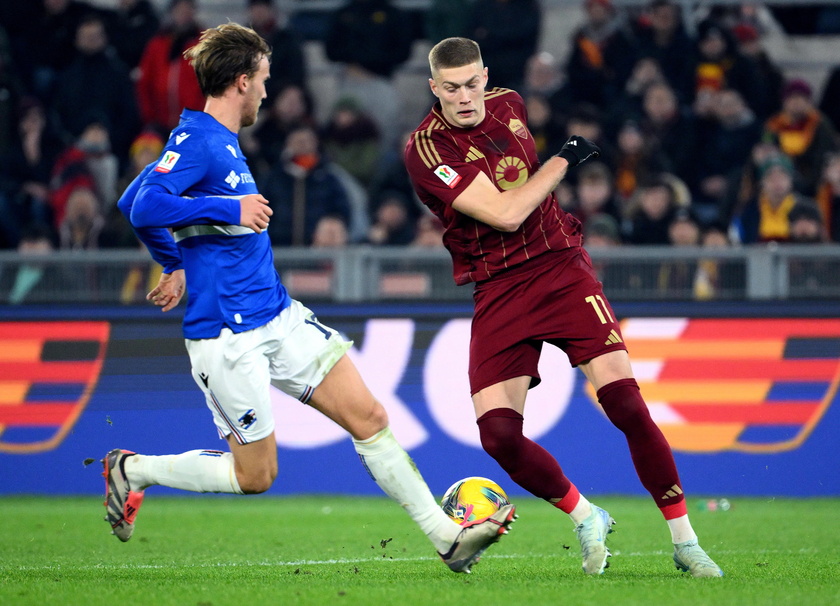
[[146, 269, 185, 312], [451, 136, 600, 232]]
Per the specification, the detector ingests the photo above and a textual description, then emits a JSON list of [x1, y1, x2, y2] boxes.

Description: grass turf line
[[1, 496, 838, 606]]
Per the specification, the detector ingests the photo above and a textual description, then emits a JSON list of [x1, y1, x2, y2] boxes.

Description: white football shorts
[[185, 299, 353, 444]]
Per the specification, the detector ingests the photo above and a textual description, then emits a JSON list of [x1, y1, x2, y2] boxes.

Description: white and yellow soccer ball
[[440, 476, 510, 525]]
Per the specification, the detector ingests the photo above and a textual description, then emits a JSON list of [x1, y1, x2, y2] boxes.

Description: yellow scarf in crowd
[[766, 109, 820, 157], [758, 193, 797, 240]]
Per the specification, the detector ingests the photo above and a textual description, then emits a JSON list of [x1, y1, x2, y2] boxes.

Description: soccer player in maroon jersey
[[404, 37, 723, 578]]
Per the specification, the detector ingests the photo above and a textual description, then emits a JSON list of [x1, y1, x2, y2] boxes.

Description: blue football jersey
[[125, 109, 290, 338]]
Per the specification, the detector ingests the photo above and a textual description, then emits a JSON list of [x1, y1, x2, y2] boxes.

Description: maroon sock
[[597, 378, 687, 517], [477, 408, 577, 510]]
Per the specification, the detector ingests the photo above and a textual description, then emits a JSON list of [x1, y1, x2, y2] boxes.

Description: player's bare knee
[[347, 401, 389, 441], [239, 474, 274, 494], [237, 465, 277, 494], [367, 401, 389, 432]]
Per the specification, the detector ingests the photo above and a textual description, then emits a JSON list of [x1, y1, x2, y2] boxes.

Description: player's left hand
[[147, 269, 185, 312], [557, 135, 601, 168]]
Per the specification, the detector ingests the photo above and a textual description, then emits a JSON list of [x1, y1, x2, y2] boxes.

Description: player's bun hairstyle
[[428, 37, 483, 76], [184, 23, 271, 98]]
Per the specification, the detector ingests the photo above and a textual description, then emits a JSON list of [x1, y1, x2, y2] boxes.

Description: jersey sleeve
[[117, 163, 183, 274], [141, 130, 209, 196], [131, 134, 241, 228], [404, 128, 482, 208]]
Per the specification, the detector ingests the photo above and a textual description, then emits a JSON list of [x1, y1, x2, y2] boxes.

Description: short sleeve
[[404, 129, 481, 207]]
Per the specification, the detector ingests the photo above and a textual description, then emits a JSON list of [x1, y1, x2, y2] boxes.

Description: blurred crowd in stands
[[1, 0, 839, 266]]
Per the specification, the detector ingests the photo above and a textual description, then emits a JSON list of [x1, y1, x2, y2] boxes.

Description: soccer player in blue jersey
[[102, 23, 514, 573]]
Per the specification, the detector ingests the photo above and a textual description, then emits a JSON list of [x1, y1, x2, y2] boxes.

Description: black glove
[[557, 135, 601, 168]]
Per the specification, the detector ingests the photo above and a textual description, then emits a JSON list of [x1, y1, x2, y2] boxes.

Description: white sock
[[126, 450, 244, 494], [353, 427, 459, 553], [667, 514, 698, 544], [568, 494, 593, 525]]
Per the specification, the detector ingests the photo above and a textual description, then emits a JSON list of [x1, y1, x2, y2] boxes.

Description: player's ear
[[428, 78, 438, 98], [236, 72, 249, 94]]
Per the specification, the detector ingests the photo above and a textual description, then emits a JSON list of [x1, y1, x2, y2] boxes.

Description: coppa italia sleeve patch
[[154, 151, 181, 173], [434, 164, 462, 188]]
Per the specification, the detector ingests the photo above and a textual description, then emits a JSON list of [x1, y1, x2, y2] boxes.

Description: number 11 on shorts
[[585, 295, 614, 324]]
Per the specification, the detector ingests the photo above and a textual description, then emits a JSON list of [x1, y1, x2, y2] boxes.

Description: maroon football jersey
[[405, 88, 582, 285]]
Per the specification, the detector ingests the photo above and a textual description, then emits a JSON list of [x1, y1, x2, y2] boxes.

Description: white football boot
[[438, 504, 517, 573], [574, 504, 615, 574]]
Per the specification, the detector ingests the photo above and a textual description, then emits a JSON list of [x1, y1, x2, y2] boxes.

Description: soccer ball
[[440, 476, 510, 525]]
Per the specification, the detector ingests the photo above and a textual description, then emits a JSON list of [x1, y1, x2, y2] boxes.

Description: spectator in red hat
[[764, 78, 840, 195]]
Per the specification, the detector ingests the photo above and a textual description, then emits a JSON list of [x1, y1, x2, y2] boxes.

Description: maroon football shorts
[[469, 246, 627, 395]]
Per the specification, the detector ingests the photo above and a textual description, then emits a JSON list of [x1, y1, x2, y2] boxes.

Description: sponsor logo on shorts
[[434, 164, 461, 188]]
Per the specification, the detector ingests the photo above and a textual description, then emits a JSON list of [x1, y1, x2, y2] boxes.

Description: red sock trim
[[596, 377, 639, 402], [554, 483, 581, 514], [476, 408, 524, 423], [660, 501, 688, 520]]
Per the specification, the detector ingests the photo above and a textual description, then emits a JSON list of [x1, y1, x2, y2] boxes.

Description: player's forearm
[[493, 155, 570, 231], [117, 174, 183, 273], [130, 184, 241, 229], [132, 226, 183, 274]]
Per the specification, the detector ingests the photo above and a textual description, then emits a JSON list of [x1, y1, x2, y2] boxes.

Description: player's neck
[[203, 97, 241, 134]]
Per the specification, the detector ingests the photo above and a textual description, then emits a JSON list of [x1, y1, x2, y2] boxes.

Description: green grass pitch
[[1, 495, 838, 605]]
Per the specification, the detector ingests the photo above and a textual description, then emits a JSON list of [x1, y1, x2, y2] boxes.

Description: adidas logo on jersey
[[465, 146, 485, 162]]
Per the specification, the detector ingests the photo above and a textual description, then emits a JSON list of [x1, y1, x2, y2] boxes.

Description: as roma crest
[[0, 322, 109, 453], [508, 118, 528, 139], [586, 318, 840, 453]]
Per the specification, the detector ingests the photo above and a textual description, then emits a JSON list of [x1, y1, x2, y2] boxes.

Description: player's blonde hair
[[428, 37, 483, 77], [183, 22, 271, 98]]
